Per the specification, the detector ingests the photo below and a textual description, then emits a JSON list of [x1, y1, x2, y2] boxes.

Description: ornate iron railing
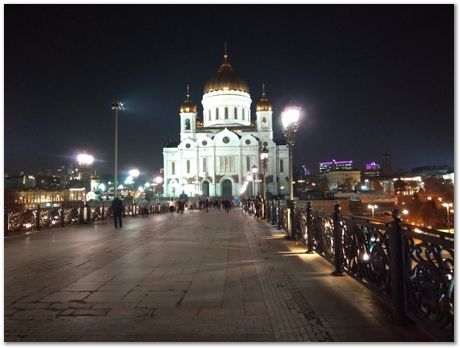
[[266, 199, 454, 341], [401, 224, 454, 341], [5, 201, 171, 235]]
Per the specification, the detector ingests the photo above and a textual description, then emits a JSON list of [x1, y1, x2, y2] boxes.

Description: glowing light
[[281, 106, 301, 128], [98, 183, 106, 191], [129, 169, 140, 178], [138, 186, 144, 192], [154, 176, 163, 184], [144, 182, 151, 188], [76, 153, 94, 166], [402, 209, 409, 215], [124, 176, 134, 185], [427, 196, 432, 200], [363, 253, 370, 261]]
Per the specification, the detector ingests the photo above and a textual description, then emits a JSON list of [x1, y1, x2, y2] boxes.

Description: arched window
[[203, 157, 207, 172], [246, 156, 250, 171], [208, 109, 211, 121], [186, 160, 190, 173], [242, 108, 245, 120], [172, 161, 176, 175], [225, 107, 228, 119], [280, 159, 284, 173], [216, 108, 219, 120], [262, 117, 267, 127], [185, 119, 190, 130], [234, 107, 238, 119]]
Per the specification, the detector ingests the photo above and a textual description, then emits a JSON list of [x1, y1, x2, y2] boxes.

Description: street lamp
[[442, 203, 453, 232], [281, 104, 301, 200], [251, 165, 258, 196], [76, 152, 94, 194], [368, 204, 378, 219], [112, 101, 125, 198], [260, 145, 269, 219], [280, 103, 301, 239]]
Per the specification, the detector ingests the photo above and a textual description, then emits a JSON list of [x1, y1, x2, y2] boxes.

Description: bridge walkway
[[4, 208, 430, 342]]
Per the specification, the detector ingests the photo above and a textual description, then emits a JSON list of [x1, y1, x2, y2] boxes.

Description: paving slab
[[5, 208, 431, 342]]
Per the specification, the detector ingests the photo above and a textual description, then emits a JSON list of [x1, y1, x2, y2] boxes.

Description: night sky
[[5, 5, 454, 177]]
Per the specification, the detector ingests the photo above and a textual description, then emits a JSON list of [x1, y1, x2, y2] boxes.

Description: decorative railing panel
[[310, 210, 335, 263], [401, 225, 454, 341], [342, 217, 391, 298]]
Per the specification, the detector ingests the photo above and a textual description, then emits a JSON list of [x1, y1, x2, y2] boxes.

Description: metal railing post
[[60, 202, 65, 227], [306, 201, 314, 253], [36, 204, 41, 231], [5, 208, 9, 236], [389, 209, 407, 323], [101, 202, 105, 221], [277, 200, 282, 230], [332, 203, 344, 276], [79, 202, 84, 224]]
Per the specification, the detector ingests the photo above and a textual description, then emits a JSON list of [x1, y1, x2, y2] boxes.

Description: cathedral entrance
[[202, 181, 209, 196], [221, 179, 232, 198]]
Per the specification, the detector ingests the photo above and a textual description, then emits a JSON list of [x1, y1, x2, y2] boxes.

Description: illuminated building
[[319, 159, 353, 174], [163, 49, 289, 198]]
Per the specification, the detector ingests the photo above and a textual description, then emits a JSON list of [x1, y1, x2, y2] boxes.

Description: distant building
[[412, 165, 452, 179], [323, 170, 361, 191], [381, 154, 392, 176], [319, 159, 353, 174], [362, 161, 381, 179]]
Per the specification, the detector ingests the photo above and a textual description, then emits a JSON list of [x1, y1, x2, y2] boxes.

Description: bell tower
[[179, 85, 197, 141], [256, 83, 273, 140]]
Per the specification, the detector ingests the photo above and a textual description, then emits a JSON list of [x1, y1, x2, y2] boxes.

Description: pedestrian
[[111, 196, 124, 229], [169, 200, 175, 214]]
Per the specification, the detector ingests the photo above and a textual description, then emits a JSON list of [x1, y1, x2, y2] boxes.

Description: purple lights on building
[[319, 159, 353, 174], [365, 162, 381, 170]]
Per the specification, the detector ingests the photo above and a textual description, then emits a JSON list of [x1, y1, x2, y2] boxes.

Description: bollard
[[306, 202, 314, 253], [389, 209, 407, 323], [332, 204, 344, 276], [60, 202, 65, 227], [36, 204, 41, 231]]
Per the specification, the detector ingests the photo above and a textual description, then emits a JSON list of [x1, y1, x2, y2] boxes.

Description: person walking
[[111, 197, 124, 229]]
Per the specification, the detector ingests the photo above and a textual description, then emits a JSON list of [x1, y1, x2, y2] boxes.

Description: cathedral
[[163, 50, 289, 199]]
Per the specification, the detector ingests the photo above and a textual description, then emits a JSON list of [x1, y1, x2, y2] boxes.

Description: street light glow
[[154, 176, 163, 184], [129, 169, 140, 178], [76, 153, 94, 166], [281, 106, 301, 129], [251, 165, 258, 174]]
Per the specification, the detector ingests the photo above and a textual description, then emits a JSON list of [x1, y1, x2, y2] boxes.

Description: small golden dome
[[203, 47, 249, 94], [180, 85, 197, 113], [256, 83, 272, 112]]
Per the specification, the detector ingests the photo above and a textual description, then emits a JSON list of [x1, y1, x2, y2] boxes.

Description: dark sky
[[5, 5, 454, 177]]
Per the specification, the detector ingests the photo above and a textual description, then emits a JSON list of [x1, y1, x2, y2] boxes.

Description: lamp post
[[112, 102, 125, 198], [251, 165, 258, 197], [260, 145, 269, 218], [442, 203, 453, 232], [281, 103, 301, 239], [368, 204, 378, 219]]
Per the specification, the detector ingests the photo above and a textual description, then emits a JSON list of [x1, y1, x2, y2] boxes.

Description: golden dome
[[203, 49, 249, 94], [180, 85, 197, 113], [256, 83, 272, 111]]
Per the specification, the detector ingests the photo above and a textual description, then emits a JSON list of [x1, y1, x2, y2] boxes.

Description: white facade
[[163, 53, 289, 199]]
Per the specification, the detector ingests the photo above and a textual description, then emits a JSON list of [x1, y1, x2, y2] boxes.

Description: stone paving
[[4, 208, 431, 342]]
